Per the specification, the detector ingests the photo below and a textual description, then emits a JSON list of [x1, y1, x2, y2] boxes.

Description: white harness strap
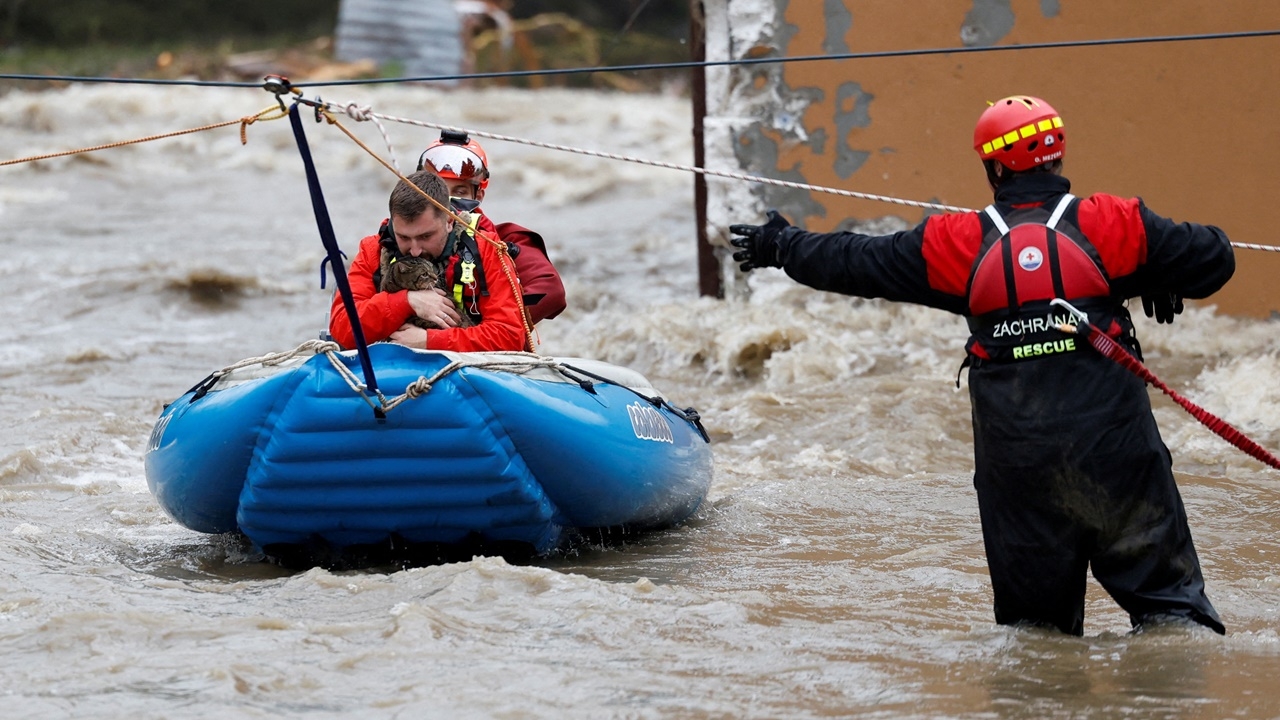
[[982, 193, 1077, 232], [1046, 193, 1076, 229], [982, 205, 1009, 234]]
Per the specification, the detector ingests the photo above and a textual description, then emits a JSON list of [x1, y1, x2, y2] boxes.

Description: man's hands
[[389, 324, 428, 348], [1141, 292, 1184, 324], [388, 288, 462, 347], [729, 210, 791, 272], [405, 288, 461, 329]]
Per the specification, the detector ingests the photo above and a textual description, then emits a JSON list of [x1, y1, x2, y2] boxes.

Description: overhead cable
[[0, 29, 1275, 89]]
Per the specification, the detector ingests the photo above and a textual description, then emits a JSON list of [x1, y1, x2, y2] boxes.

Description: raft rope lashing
[[379, 353, 563, 412], [316, 346, 581, 413], [185, 339, 341, 402], [217, 339, 340, 375], [199, 339, 562, 413], [184, 335, 707, 433], [1049, 299, 1280, 470], [559, 362, 710, 443]]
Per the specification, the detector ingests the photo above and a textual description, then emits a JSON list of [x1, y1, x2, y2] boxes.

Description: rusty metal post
[[691, 0, 722, 298]]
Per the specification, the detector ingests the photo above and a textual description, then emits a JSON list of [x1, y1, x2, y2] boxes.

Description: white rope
[[315, 99, 1280, 253], [212, 340, 635, 414], [213, 339, 340, 377], [311, 346, 564, 413], [379, 360, 465, 413], [316, 100, 969, 214], [339, 102, 401, 174], [215, 339, 565, 414], [1231, 242, 1280, 253], [319, 347, 388, 412], [380, 354, 564, 411]]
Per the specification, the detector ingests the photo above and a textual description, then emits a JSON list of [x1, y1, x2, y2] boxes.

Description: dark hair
[[389, 170, 450, 221]]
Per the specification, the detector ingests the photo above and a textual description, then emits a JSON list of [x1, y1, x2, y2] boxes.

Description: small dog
[[379, 249, 474, 329]]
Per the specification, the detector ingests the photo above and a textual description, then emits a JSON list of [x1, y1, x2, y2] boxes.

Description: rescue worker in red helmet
[[729, 95, 1234, 636], [418, 130, 567, 326], [327, 170, 528, 352]]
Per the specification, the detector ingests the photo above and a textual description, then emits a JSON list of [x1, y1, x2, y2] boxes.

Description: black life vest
[[964, 194, 1116, 363]]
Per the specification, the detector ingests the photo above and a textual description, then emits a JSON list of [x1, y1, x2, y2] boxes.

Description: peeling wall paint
[[822, 0, 852, 54], [833, 82, 872, 179], [701, 0, 1280, 316], [960, 0, 1015, 47]]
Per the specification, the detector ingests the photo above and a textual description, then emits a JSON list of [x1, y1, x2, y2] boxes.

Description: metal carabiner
[[1049, 298, 1090, 334]]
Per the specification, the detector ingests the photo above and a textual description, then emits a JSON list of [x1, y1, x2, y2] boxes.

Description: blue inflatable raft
[[144, 342, 713, 563]]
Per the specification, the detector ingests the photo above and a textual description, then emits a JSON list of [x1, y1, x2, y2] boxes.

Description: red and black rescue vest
[[965, 194, 1114, 362]]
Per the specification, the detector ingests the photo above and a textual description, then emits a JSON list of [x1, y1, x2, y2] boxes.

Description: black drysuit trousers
[[968, 351, 1224, 636]]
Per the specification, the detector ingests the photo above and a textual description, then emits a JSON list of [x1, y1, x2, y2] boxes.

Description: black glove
[[1141, 292, 1184, 324], [729, 210, 791, 272]]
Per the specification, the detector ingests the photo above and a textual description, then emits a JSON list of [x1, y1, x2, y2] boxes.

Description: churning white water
[[2, 83, 1280, 719]]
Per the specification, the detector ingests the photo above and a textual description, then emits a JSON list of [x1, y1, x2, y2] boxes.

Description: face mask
[[451, 197, 481, 213]]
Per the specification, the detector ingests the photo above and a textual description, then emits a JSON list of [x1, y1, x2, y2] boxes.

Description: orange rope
[[492, 236, 536, 352], [317, 109, 537, 352], [0, 105, 286, 168]]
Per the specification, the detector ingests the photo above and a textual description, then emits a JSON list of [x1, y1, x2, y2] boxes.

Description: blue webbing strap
[[286, 103, 384, 416]]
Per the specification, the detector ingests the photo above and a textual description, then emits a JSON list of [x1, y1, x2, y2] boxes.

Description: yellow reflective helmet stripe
[[980, 116, 1063, 157]]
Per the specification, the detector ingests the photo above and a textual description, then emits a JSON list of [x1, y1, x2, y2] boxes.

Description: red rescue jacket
[[480, 213, 566, 324], [327, 224, 528, 352]]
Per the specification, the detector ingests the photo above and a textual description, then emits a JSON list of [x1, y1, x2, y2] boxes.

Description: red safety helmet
[[973, 96, 1066, 171], [417, 130, 490, 191]]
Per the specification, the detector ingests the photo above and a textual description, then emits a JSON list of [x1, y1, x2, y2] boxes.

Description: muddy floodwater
[[2, 85, 1279, 718]]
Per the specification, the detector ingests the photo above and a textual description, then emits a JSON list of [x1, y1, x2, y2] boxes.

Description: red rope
[[1080, 325, 1280, 470]]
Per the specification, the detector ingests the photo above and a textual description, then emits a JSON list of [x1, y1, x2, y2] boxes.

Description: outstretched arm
[[731, 210, 971, 313]]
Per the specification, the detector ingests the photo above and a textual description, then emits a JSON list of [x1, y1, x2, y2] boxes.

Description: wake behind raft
[[144, 343, 713, 566]]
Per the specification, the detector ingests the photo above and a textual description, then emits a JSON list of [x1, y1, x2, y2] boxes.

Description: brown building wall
[[720, 0, 1280, 316]]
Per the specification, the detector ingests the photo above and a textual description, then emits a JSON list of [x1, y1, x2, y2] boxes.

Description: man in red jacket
[[417, 130, 567, 325], [328, 170, 528, 352], [730, 95, 1234, 636]]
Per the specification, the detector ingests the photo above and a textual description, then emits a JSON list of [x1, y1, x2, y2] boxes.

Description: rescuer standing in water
[[729, 95, 1235, 635]]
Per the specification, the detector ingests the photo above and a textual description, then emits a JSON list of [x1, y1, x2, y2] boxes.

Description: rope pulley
[[263, 74, 300, 113]]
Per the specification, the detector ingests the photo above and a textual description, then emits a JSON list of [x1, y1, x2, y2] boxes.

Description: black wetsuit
[[773, 172, 1234, 634]]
